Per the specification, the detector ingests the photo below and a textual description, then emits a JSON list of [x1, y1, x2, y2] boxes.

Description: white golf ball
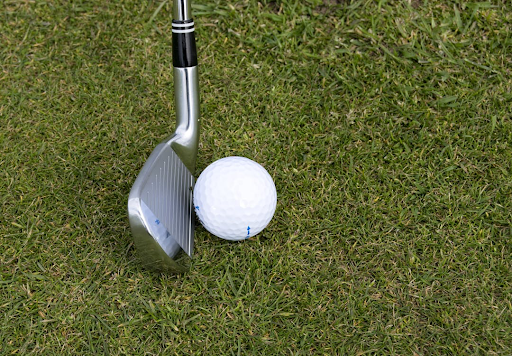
[[193, 156, 277, 241]]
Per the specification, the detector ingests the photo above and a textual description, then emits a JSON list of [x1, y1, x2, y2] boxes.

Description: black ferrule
[[172, 20, 197, 68]]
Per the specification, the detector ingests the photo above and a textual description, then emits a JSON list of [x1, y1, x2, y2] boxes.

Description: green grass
[[1, 0, 511, 354]]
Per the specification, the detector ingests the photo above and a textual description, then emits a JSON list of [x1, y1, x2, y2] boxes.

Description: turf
[[1, 0, 511, 354]]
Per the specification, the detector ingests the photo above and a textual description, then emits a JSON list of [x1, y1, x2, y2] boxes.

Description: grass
[[1, 0, 511, 354]]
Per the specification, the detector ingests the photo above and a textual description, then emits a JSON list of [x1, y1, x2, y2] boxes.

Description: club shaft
[[173, 0, 192, 22], [171, 0, 199, 174], [172, 0, 197, 68]]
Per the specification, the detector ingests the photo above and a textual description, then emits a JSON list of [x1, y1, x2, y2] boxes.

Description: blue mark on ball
[[195, 206, 200, 210], [155, 219, 160, 225], [247, 226, 251, 237]]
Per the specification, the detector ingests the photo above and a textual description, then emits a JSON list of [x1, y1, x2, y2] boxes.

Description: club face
[[128, 136, 195, 273]]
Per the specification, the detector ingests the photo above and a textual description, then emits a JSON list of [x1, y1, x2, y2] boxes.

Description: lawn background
[[1, 0, 511, 354]]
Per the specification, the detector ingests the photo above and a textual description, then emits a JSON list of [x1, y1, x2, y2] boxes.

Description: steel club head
[[127, 138, 195, 273]]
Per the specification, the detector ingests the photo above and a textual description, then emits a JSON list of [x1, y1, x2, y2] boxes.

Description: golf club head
[[128, 0, 199, 273], [127, 140, 194, 273]]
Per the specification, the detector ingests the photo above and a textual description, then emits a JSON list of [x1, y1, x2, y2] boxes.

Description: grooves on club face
[[127, 139, 194, 274]]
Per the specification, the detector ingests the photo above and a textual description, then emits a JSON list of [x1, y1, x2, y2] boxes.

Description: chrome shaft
[[173, 0, 192, 21]]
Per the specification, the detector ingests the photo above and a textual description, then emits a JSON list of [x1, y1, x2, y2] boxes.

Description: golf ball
[[193, 157, 277, 241]]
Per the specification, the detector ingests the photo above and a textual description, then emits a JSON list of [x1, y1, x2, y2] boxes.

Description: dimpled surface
[[193, 157, 277, 241]]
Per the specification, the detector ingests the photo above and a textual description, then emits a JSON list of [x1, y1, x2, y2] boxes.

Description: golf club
[[128, 0, 199, 273]]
